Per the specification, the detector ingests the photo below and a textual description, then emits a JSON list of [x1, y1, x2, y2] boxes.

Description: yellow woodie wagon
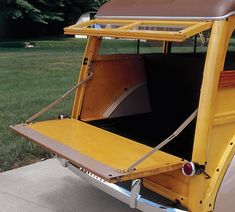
[[11, 0, 235, 211]]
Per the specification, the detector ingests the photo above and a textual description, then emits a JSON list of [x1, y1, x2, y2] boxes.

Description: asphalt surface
[[0, 159, 140, 212]]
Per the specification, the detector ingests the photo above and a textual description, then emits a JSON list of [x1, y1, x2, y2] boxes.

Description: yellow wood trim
[[64, 19, 212, 42], [119, 164, 182, 182], [213, 111, 235, 126], [143, 178, 188, 206], [72, 36, 101, 119], [68, 19, 202, 28], [202, 17, 235, 211], [189, 17, 235, 212], [24, 118, 183, 182], [143, 170, 190, 207], [179, 21, 212, 39], [192, 19, 231, 164], [65, 28, 184, 42], [116, 21, 142, 30]]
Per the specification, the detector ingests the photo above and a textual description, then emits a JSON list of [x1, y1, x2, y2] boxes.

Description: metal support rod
[[163, 41, 172, 54], [137, 39, 140, 54], [194, 34, 198, 54], [26, 73, 93, 124], [127, 109, 198, 172]]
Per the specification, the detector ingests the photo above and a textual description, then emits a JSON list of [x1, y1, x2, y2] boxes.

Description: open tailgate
[[11, 118, 183, 183]]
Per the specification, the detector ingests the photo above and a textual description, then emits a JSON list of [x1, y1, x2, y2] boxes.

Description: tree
[[1, 0, 65, 24], [0, 0, 65, 37], [62, 0, 110, 26], [0, 0, 110, 38]]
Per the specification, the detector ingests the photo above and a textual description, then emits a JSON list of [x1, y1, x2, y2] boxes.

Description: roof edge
[[96, 11, 235, 21]]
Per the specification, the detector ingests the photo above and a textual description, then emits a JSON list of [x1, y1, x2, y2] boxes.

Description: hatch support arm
[[26, 74, 93, 124], [127, 109, 198, 172]]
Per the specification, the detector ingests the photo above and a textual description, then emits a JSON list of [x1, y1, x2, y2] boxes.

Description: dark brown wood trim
[[219, 71, 235, 88]]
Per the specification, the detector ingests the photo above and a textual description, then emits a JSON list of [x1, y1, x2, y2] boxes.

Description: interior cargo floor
[[88, 112, 196, 160]]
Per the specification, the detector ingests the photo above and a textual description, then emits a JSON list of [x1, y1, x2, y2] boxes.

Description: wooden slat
[[65, 27, 184, 42], [64, 19, 213, 42], [178, 21, 212, 39], [116, 21, 142, 30], [144, 169, 190, 204], [219, 71, 235, 88]]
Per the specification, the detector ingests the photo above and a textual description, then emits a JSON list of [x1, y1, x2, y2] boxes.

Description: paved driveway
[[0, 159, 139, 212]]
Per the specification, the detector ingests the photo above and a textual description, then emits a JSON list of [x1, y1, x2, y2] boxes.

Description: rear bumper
[[66, 161, 187, 212]]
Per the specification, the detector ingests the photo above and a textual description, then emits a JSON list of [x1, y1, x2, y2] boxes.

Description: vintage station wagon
[[11, 0, 235, 211]]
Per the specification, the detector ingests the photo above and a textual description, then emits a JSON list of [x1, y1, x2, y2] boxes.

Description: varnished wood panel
[[80, 54, 146, 121]]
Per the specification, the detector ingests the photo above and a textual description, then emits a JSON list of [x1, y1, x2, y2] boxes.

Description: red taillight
[[182, 162, 196, 176]]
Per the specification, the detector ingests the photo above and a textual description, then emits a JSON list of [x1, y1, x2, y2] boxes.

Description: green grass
[[0, 37, 206, 172], [0, 38, 87, 171]]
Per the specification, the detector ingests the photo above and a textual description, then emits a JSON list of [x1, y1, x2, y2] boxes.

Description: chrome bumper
[[64, 160, 187, 212]]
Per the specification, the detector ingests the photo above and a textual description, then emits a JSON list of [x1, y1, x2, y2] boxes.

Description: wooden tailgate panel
[[11, 118, 182, 183]]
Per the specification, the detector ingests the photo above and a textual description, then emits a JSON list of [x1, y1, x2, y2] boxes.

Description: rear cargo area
[[11, 52, 206, 182], [88, 53, 206, 160]]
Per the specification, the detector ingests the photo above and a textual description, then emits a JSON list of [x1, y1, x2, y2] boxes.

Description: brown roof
[[97, 0, 235, 20]]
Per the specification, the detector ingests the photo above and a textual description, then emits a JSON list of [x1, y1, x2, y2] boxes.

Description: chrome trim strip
[[96, 11, 235, 21], [67, 162, 187, 212]]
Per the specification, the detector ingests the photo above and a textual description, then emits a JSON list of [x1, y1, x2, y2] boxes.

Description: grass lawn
[[0, 37, 206, 172], [0, 38, 87, 171]]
